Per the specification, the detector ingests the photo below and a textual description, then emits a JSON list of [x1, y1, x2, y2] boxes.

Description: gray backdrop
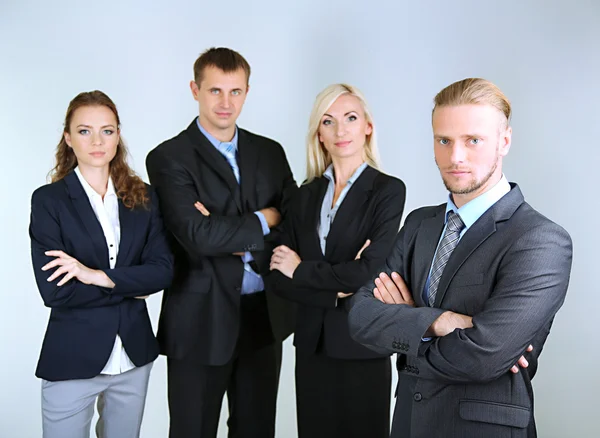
[[1, 0, 597, 437]]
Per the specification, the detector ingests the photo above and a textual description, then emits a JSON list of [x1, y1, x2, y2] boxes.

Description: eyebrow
[[434, 133, 486, 139], [76, 124, 116, 129], [323, 111, 359, 118]]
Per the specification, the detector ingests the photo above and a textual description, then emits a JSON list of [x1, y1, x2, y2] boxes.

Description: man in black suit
[[146, 47, 297, 438], [348, 78, 572, 437]]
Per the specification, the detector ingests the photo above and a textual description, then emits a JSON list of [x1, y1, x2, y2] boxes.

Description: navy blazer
[[29, 171, 174, 382]]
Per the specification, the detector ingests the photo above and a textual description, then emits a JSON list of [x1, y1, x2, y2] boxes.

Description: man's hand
[[42, 250, 115, 288], [511, 345, 534, 374], [373, 272, 415, 306], [270, 245, 301, 278], [259, 207, 281, 229], [426, 311, 473, 337], [194, 202, 245, 257], [194, 201, 210, 216]]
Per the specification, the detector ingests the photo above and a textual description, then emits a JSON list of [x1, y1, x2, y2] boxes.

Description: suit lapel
[[237, 129, 260, 212], [185, 120, 242, 212], [116, 201, 135, 266], [433, 184, 525, 307], [324, 167, 376, 259], [64, 172, 109, 269], [412, 209, 445, 307]]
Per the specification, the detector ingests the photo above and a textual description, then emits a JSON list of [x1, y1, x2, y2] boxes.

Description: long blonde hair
[[305, 83, 380, 183]]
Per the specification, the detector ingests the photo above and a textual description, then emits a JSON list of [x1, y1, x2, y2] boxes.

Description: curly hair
[[49, 90, 148, 209]]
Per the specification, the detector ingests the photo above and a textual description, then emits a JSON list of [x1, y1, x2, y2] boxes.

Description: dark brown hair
[[193, 47, 251, 85], [49, 90, 149, 209]]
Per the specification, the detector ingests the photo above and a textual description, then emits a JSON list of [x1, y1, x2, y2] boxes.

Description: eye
[[211, 89, 220, 95], [438, 138, 450, 145], [78, 129, 90, 135], [347, 115, 357, 122], [102, 129, 114, 135], [322, 119, 332, 126], [469, 138, 481, 145], [231, 90, 241, 96]]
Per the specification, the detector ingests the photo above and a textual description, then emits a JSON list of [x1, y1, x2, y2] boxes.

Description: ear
[[190, 80, 200, 101], [64, 132, 72, 147], [365, 122, 373, 136], [499, 125, 512, 157], [246, 84, 250, 95]]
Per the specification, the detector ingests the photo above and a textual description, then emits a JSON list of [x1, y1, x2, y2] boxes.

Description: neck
[[198, 116, 236, 143], [78, 164, 110, 197], [331, 155, 365, 187]]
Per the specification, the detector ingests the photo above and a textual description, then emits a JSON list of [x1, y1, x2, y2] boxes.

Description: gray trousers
[[41, 362, 153, 438]]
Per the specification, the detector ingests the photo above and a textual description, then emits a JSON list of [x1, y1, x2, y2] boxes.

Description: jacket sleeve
[[146, 148, 264, 258], [270, 179, 406, 309], [101, 189, 174, 298], [30, 189, 124, 309], [349, 220, 573, 383]]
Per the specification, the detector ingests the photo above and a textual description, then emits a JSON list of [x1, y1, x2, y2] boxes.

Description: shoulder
[[31, 179, 67, 205], [405, 204, 444, 226], [511, 201, 572, 245], [146, 129, 192, 163], [240, 128, 284, 152], [371, 169, 406, 195]]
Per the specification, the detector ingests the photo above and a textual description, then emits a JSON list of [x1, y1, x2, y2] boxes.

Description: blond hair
[[305, 83, 380, 182], [433, 78, 511, 128]]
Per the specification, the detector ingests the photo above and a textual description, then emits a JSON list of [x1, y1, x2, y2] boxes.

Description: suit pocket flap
[[451, 273, 484, 287], [459, 399, 530, 428]]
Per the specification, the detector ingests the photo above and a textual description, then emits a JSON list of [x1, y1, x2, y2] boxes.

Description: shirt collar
[[323, 162, 368, 185], [196, 117, 238, 154], [445, 175, 511, 229], [74, 166, 116, 199]]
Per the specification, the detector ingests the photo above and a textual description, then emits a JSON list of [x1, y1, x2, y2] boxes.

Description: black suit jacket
[[349, 185, 573, 437], [267, 166, 406, 359], [30, 172, 174, 382], [146, 120, 297, 365]]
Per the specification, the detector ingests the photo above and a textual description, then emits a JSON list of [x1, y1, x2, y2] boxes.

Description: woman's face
[[64, 105, 119, 171], [318, 93, 372, 162]]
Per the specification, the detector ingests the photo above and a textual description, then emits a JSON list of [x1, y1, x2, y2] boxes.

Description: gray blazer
[[348, 184, 572, 438]]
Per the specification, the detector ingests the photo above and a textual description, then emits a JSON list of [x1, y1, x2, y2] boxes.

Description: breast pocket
[[449, 273, 487, 315]]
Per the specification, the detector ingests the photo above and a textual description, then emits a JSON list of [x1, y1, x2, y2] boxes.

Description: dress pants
[[41, 362, 153, 438], [295, 349, 391, 438], [167, 292, 282, 438]]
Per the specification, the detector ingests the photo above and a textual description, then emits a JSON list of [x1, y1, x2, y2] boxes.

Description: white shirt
[[74, 167, 136, 375]]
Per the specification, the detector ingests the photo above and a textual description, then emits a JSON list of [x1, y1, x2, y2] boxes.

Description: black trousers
[[295, 349, 392, 438], [167, 293, 282, 438]]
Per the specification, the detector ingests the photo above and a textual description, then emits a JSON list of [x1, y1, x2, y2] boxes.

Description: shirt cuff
[[254, 211, 270, 236], [241, 252, 253, 263]]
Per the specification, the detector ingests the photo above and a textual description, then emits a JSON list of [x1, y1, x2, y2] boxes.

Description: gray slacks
[[41, 362, 153, 438]]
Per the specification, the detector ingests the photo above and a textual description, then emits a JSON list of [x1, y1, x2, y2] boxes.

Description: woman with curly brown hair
[[29, 90, 173, 438]]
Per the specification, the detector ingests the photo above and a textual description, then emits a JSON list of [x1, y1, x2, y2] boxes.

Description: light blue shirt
[[423, 175, 511, 303], [197, 118, 269, 294], [319, 162, 368, 254]]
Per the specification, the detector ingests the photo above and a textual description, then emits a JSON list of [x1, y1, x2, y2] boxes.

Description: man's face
[[191, 66, 249, 136], [432, 104, 511, 206]]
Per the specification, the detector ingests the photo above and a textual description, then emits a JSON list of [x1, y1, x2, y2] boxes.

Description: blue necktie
[[222, 143, 240, 183]]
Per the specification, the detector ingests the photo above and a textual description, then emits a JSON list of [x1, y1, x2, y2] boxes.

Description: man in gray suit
[[348, 78, 572, 438]]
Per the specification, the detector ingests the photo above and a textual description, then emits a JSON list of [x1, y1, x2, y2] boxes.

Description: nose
[[220, 94, 231, 109], [336, 122, 346, 138], [91, 132, 103, 146], [449, 143, 467, 164]]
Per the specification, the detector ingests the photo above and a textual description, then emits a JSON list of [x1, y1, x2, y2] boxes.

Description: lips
[[216, 112, 232, 118], [90, 152, 106, 157], [334, 141, 352, 147]]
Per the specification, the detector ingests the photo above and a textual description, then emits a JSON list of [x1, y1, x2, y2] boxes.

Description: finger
[[517, 356, 529, 368], [357, 239, 371, 257], [527, 344, 533, 352], [378, 273, 401, 304], [373, 288, 385, 303], [391, 272, 413, 304], [47, 265, 71, 282], [135, 295, 149, 299], [42, 258, 68, 271], [510, 365, 519, 374], [56, 271, 75, 287], [45, 250, 68, 258]]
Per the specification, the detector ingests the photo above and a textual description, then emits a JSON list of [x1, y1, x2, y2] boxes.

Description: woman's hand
[[42, 250, 115, 288], [270, 245, 302, 279]]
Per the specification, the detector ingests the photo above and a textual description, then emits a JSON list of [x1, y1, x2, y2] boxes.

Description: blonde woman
[[268, 84, 406, 437]]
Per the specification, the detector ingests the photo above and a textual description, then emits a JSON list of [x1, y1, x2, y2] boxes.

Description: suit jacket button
[[413, 392, 422, 402], [235, 287, 241, 292]]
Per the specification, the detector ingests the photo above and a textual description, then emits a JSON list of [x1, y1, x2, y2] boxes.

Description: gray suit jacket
[[348, 184, 572, 438]]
